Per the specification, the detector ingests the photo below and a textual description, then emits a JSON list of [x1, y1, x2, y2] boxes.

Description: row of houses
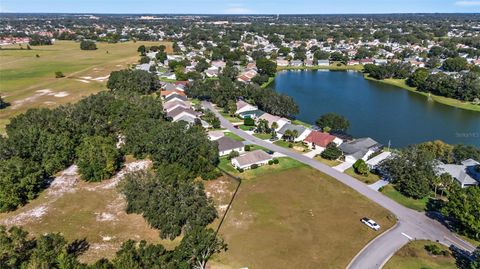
[[161, 85, 209, 128]]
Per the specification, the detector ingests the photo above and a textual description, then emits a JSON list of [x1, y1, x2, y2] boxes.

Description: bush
[[227, 150, 240, 160], [353, 159, 369, 176], [244, 117, 255, 126], [244, 145, 251, 151], [273, 158, 279, 164], [321, 143, 343, 160], [237, 168, 244, 173], [268, 160, 274, 165], [251, 164, 259, 169], [288, 143, 293, 148], [80, 40, 97, 50], [425, 244, 448, 256], [55, 71, 65, 78]]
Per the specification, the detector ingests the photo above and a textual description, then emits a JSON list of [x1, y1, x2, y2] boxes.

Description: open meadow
[[0, 160, 179, 263], [0, 40, 172, 134], [206, 164, 396, 269]]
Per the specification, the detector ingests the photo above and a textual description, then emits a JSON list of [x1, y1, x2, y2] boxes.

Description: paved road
[[203, 102, 475, 269]]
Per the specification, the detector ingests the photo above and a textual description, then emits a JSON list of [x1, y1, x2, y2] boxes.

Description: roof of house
[[239, 109, 264, 118], [216, 136, 244, 152], [233, 150, 272, 167], [258, 113, 281, 125], [164, 94, 188, 102], [160, 90, 186, 97], [166, 107, 199, 119], [164, 100, 190, 110], [236, 100, 256, 111], [304, 131, 336, 147], [366, 151, 392, 167], [277, 123, 308, 135], [438, 159, 480, 186], [208, 130, 225, 140], [339, 137, 381, 159]]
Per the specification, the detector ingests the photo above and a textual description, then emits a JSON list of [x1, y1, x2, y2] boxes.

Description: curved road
[[203, 101, 475, 269]]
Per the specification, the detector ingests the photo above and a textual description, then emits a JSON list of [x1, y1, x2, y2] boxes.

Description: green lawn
[[384, 240, 457, 269], [291, 119, 313, 128], [223, 132, 245, 141], [273, 140, 310, 153], [219, 111, 242, 123], [253, 133, 272, 140], [313, 155, 342, 167], [0, 40, 172, 134], [344, 167, 381, 184], [260, 76, 275, 89], [209, 166, 396, 269], [219, 156, 306, 180], [364, 75, 480, 112], [380, 184, 429, 212], [239, 124, 254, 131]]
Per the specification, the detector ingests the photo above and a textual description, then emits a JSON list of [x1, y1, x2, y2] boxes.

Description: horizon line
[[1, 12, 480, 15]]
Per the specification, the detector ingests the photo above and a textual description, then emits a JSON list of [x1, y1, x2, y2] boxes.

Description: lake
[[272, 70, 480, 148]]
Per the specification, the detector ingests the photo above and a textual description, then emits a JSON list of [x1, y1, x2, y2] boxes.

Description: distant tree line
[[28, 34, 52, 46], [187, 77, 299, 118], [0, 225, 226, 269]]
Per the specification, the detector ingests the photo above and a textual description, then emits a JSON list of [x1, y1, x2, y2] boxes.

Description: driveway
[[203, 101, 475, 268]]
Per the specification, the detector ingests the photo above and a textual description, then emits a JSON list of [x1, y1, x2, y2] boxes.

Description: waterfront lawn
[[383, 240, 457, 269], [364, 76, 480, 112], [313, 155, 343, 167], [209, 166, 396, 269], [224, 132, 245, 141], [345, 167, 381, 184], [380, 184, 428, 212], [0, 40, 172, 134], [291, 119, 313, 128]]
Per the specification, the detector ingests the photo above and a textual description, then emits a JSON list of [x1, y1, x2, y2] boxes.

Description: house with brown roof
[[231, 150, 273, 170], [216, 136, 245, 156], [167, 107, 199, 121], [303, 131, 343, 150], [164, 100, 191, 113]]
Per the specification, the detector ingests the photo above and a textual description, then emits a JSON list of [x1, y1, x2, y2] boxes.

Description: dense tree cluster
[[256, 58, 277, 77], [416, 72, 480, 102], [0, 225, 226, 269], [0, 91, 166, 212], [442, 186, 480, 240], [187, 77, 298, 118], [107, 69, 160, 95], [364, 63, 412, 80], [121, 170, 217, 239], [315, 113, 350, 132], [80, 40, 97, 50], [28, 34, 52, 46]]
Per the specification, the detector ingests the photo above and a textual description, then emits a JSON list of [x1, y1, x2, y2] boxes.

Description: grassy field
[[384, 240, 457, 269], [364, 75, 480, 112], [0, 160, 178, 263], [380, 184, 428, 212], [345, 167, 381, 184], [208, 165, 396, 269], [0, 40, 172, 134]]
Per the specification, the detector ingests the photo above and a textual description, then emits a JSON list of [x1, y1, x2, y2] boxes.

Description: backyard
[[208, 165, 396, 269]]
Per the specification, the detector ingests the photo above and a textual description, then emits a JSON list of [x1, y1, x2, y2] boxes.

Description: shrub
[[237, 168, 244, 173], [321, 142, 342, 160], [244, 145, 251, 151], [244, 117, 255, 126], [273, 158, 279, 164], [353, 159, 369, 176], [227, 150, 240, 160], [55, 71, 65, 78], [268, 160, 274, 165], [288, 143, 293, 148], [425, 244, 448, 256], [251, 164, 259, 169], [80, 40, 97, 50]]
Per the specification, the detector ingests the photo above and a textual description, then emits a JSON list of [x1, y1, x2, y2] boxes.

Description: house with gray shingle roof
[[216, 136, 245, 156], [437, 159, 480, 188], [339, 137, 382, 163], [276, 123, 312, 142], [231, 150, 273, 170]]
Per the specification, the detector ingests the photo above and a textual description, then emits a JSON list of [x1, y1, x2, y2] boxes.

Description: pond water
[[272, 70, 480, 148]]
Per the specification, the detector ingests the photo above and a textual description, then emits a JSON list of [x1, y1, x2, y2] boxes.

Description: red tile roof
[[304, 131, 336, 147]]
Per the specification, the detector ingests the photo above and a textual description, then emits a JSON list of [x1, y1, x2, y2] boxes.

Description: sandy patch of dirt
[[76, 79, 91, 84], [2, 205, 48, 226], [53, 92, 69, 98]]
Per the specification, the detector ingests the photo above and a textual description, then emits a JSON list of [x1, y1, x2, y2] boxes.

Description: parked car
[[361, 217, 380, 231]]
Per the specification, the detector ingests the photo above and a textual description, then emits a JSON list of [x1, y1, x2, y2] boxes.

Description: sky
[[0, 0, 479, 14]]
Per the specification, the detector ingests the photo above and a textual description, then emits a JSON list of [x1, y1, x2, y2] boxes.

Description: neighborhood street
[[203, 101, 476, 269]]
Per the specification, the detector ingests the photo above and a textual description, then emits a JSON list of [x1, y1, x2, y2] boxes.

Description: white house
[[231, 150, 273, 170], [235, 100, 258, 115]]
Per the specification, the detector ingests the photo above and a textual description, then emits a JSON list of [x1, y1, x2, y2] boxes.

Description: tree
[[353, 159, 369, 176], [175, 227, 227, 269], [282, 129, 298, 142], [244, 117, 255, 126], [441, 186, 480, 240], [256, 58, 277, 77], [227, 150, 240, 160], [0, 157, 46, 212], [55, 71, 65, 78], [320, 143, 342, 160], [107, 69, 160, 95], [80, 40, 97, 50], [407, 68, 429, 87], [137, 45, 146, 55], [452, 144, 480, 164], [29, 35, 52, 46], [0, 95, 9, 109], [442, 57, 468, 72], [139, 56, 149, 64], [379, 146, 436, 199], [195, 59, 209, 73], [121, 170, 217, 239], [256, 119, 270, 134], [155, 51, 167, 63], [220, 65, 239, 81], [315, 113, 350, 132], [76, 136, 122, 182]]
